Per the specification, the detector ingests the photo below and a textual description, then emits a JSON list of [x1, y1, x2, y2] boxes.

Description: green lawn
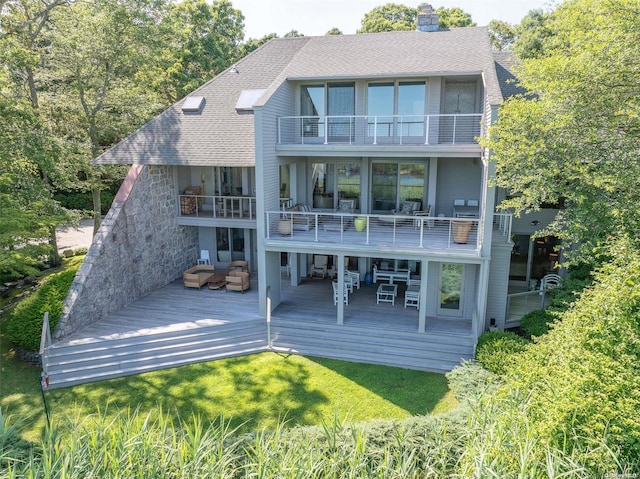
[[1, 258, 457, 440], [1, 351, 457, 440]]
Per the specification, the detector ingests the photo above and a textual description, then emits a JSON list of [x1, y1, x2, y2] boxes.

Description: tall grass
[[3, 403, 634, 479]]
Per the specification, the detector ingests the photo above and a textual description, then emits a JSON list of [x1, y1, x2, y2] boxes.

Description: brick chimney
[[416, 3, 439, 32]]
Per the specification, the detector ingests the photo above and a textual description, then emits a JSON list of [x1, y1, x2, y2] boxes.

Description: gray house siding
[[256, 81, 297, 314], [486, 242, 512, 329], [435, 158, 482, 217]]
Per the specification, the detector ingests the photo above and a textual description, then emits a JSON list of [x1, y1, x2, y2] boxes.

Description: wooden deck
[[45, 274, 474, 389], [58, 275, 471, 346]]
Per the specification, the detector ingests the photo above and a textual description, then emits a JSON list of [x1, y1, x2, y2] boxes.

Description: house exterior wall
[[256, 81, 297, 313], [54, 165, 198, 341], [487, 241, 512, 329], [435, 158, 483, 217]]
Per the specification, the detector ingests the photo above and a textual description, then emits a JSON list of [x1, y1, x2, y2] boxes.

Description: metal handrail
[[266, 211, 481, 252], [277, 113, 483, 146], [177, 194, 257, 219]]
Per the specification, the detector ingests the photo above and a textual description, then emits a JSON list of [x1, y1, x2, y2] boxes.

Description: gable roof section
[[95, 29, 500, 166], [93, 37, 310, 166]]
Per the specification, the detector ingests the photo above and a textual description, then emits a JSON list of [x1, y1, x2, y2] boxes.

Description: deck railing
[[266, 211, 482, 252], [178, 194, 257, 219], [278, 114, 483, 146]]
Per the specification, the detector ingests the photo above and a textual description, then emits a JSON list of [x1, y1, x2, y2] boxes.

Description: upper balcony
[[264, 211, 512, 258], [277, 114, 483, 149]]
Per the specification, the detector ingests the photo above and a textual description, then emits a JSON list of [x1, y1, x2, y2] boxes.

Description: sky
[[231, 0, 555, 39]]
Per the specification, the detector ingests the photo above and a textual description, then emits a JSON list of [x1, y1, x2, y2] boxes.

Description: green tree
[[488, 19, 516, 50], [358, 3, 418, 33], [44, 0, 166, 235], [283, 29, 304, 37], [483, 0, 640, 263], [151, 0, 245, 103], [237, 33, 278, 58], [435, 6, 474, 28], [325, 27, 342, 35], [0, 101, 72, 279], [511, 8, 553, 59], [1, 0, 74, 266], [358, 3, 474, 33]]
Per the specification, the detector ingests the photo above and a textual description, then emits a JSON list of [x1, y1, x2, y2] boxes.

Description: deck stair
[[44, 320, 266, 389], [270, 319, 474, 373]]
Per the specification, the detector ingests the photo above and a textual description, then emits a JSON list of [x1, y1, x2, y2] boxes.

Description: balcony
[[265, 211, 498, 255], [178, 194, 257, 219], [277, 114, 483, 147]]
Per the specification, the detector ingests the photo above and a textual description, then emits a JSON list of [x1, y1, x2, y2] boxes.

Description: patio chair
[[197, 250, 210, 265], [413, 204, 433, 229], [345, 270, 360, 290], [225, 270, 250, 293], [539, 273, 561, 292], [332, 281, 349, 305], [310, 255, 328, 279], [227, 260, 248, 273]]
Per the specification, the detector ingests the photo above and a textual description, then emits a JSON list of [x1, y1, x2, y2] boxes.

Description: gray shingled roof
[[95, 29, 500, 166], [493, 51, 526, 100], [94, 37, 310, 166]]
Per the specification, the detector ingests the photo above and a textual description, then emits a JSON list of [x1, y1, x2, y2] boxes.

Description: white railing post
[[373, 117, 378, 145], [452, 115, 457, 144], [324, 116, 328, 144], [40, 312, 51, 388], [425, 115, 430, 145], [266, 286, 272, 349]]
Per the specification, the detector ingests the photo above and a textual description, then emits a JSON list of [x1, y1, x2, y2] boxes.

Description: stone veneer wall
[[54, 165, 199, 341]]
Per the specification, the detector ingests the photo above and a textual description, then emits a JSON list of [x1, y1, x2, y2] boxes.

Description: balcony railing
[[278, 114, 483, 146], [178, 194, 257, 219], [266, 211, 483, 252]]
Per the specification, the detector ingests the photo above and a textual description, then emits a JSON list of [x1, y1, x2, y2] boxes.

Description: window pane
[[399, 163, 425, 205], [398, 82, 425, 137], [337, 163, 360, 210], [372, 163, 398, 212], [328, 83, 354, 141], [312, 163, 335, 208], [367, 83, 394, 137], [301, 85, 325, 116], [301, 85, 325, 139]]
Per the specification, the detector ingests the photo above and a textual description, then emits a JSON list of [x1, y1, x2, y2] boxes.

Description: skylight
[[235, 89, 266, 112], [182, 96, 205, 113]]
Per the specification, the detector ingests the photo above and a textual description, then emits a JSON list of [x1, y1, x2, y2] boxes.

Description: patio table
[[376, 283, 397, 305]]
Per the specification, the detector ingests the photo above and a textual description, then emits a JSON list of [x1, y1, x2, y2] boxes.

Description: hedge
[[475, 330, 530, 376], [519, 309, 557, 339], [6, 266, 79, 351]]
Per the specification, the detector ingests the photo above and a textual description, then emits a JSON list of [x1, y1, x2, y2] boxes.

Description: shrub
[[475, 330, 529, 376], [506, 240, 640, 466], [6, 266, 79, 351], [53, 190, 115, 215], [520, 309, 557, 339], [445, 360, 499, 402]]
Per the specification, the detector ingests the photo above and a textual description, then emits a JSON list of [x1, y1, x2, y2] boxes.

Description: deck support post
[[418, 260, 428, 333], [336, 255, 345, 325]]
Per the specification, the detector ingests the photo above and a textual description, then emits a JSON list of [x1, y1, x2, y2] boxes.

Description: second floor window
[[301, 83, 355, 141], [367, 82, 426, 140]]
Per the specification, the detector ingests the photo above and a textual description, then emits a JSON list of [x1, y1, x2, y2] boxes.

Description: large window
[[301, 83, 355, 141], [327, 83, 355, 141], [367, 83, 394, 137], [312, 162, 360, 209], [398, 82, 425, 137], [371, 162, 425, 213], [367, 81, 425, 141]]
